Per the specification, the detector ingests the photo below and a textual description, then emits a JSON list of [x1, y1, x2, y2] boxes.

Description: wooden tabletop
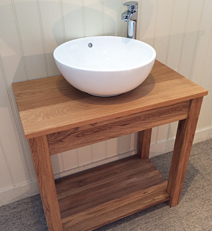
[[13, 60, 208, 139]]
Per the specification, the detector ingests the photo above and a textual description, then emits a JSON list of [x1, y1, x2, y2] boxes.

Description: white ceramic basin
[[53, 36, 156, 97]]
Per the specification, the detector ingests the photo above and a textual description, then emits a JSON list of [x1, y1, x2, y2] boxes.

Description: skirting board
[[1, 126, 212, 207]]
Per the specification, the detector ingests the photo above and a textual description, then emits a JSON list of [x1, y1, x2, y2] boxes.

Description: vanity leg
[[29, 136, 62, 231], [137, 129, 152, 159], [167, 97, 203, 207]]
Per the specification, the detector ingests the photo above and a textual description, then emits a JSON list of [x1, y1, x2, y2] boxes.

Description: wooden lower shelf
[[55, 156, 170, 231]]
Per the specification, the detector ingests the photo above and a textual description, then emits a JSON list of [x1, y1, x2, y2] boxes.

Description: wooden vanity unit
[[13, 60, 207, 231]]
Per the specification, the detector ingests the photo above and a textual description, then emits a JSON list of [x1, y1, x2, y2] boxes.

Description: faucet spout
[[122, 1, 138, 39]]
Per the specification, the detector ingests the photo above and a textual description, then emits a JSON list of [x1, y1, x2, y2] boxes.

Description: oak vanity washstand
[[13, 60, 208, 231]]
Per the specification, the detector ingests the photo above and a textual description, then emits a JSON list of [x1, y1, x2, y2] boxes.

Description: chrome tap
[[122, 1, 138, 39]]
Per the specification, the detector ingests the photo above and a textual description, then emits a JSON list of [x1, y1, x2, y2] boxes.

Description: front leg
[[29, 136, 62, 230], [167, 97, 203, 207]]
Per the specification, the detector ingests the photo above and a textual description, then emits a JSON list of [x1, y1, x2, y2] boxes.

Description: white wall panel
[[101, 0, 117, 36], [62, 149, 79, 171], [0, 143, 13, 190], [166, 0, 190, 72], [138, 0, 158, 46], [190, 0, 212, 85], [0, 0, 27, 83], [130, 133, 137, 151], [12, 0, 47, 80], [188, 0, 212, 130], [51, 154, 64, 175], [154, 0, 174, 63], [153, 0, 174, 142], [0, 0, 36, 183], [102, 0, 125, 37], [92, 142, 107, 162], [83, 0, 103, 37], [139, 0, 159, 144], [0, 56, 31, 185], [197, 26, 212, 129], [37, 0, 64, 76], [38, 0, 67, 171], [0, 60, 14, 190], [117, 135, 132, 154], [62, 0, 84, 40], [0, 0, 212, 205], [179, 0, 206, 79], [106, 138, 118, 158], [78, 145, 93, 166], [165, 0, 191, 140]]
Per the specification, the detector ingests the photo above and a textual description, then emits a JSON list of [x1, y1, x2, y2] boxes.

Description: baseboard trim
[[150, 126, 212, 157], [1, 126, 212, 207], [0, 180, 39, 207]]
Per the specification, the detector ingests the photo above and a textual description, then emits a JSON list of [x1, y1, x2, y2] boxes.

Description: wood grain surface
[[167, 97, 203, 207], [137, 129, 152, 159], [29, 136, 62, 231], [13, 60, 208, 139], [47, 101, 189, 155], [55, 156, 170, 231]]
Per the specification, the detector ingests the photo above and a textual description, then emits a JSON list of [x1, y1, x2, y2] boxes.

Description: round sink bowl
[[53, 36, 156, 97]]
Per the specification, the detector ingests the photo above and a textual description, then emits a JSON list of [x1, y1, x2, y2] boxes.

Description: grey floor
[[1, 139, 212, 231]]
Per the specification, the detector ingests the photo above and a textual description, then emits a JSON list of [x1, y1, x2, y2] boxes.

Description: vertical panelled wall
[[0, 0, 212, 205]]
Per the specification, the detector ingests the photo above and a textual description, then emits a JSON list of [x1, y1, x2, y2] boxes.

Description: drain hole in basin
[[88, 43, 93, 48]]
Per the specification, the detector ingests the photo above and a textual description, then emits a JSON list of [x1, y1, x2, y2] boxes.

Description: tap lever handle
[[123, 1, 138, 12]]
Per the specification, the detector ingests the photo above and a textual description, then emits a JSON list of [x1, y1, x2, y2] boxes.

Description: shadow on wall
[[0, 1, 125, 83], [0, 0, 155, 51], [52, 6, 117, 45], [139, 0, 154, 38], [0, 0, 204, 82], [0, 0, 205, 183]]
